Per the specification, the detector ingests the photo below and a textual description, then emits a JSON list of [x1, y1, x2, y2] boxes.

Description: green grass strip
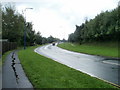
[[1, 47, 23, 65], [18, 46, 117, 88], [58, 42, 119, 58], [1, 50, 13, 66]]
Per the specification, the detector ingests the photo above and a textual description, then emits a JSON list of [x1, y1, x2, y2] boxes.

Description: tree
[[68, 33, 75, 43], [35, 31, 42, 45], [42, 37, 48, 44], [0, 4, 2, 39], [47, 35, 55, 43], [25, 22, 35, 46], [2, 4, 25, 45], [68, 6, 120, 43]]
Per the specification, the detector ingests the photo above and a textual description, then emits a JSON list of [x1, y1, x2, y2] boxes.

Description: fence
[[1, 41, 17, 54]]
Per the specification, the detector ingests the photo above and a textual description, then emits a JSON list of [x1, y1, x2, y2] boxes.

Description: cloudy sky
[[2, 0, 119, 39]]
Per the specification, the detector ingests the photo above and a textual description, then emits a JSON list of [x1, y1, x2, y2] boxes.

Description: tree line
[[2, 4, 59, 46], [68, 6, 120, 44]]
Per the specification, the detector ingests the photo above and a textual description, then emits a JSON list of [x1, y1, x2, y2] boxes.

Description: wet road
[[35, 44, 120, 86], [2, 51, 33, 89]]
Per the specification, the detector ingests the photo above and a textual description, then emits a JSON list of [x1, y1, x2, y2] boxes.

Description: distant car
[[52, 42, 55, 46]]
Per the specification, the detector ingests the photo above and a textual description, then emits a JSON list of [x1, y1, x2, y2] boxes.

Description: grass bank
[[1, 50, 13, 65], [18, 45, 116, 88], [58, 42, 119, 58], [1, 47, 22, 65]]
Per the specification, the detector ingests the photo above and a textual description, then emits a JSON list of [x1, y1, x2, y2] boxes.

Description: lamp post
[[23, 8, 33, 50]]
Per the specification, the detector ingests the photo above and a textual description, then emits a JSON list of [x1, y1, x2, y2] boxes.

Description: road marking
[[44, 45, 50, 50], [102, 61, 120, 66]]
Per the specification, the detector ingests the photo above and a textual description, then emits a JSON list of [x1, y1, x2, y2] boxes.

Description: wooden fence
[[1, 41, 17, 54]]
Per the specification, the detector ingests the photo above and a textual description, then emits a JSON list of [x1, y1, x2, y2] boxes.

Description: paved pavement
[[2, 51, 34, 89], [0, 65, 2, 90], [35, 44, 120, 86]]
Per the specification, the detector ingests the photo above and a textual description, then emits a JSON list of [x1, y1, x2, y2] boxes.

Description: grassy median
[[18, 45, 117, 88], [58, 42, 119, 58]]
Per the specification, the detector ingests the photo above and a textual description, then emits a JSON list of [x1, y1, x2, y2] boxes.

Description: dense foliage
[[2, 5, 25, 45], [2, 4, 59, 46], [68, 6, 120, 44]]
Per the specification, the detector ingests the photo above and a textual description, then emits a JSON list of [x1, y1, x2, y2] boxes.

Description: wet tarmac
[[35, 44, 120, 86], [2, 51, 34, 89]]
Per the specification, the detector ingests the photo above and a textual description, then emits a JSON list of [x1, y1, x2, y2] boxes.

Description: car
[[52, 42, 55, 46]]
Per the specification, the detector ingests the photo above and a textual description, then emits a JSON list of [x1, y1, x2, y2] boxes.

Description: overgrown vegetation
[[68, 6, 120, 44], [18, 46, 117, 88], [58, 42, 119, 58]]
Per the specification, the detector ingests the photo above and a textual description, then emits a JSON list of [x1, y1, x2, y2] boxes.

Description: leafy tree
[[0, 4, 2, 39], [42, 37, 48, 44], [26, 22, 35, 46], [35, 31, 42, 45], [2, 4, 25, 45], [68, 6, 119, 43], [68, 33, 75, 43], [47, 35, 55, 43]]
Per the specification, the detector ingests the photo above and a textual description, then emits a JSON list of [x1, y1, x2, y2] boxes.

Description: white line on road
[[102, 61, 120, 66]]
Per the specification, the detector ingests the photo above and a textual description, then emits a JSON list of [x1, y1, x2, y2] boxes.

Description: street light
[[23, 8, 33, 50]]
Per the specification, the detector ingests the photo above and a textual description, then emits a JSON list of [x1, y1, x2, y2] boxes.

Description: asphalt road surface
[[2, 51, 33, 89], [35, 44, 120, 86]]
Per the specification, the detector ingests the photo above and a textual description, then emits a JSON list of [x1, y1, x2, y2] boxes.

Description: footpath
[[2, 51, 34, 89]]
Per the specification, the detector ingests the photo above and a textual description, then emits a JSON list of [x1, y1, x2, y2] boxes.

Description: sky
[[1, 0, 119, 40]]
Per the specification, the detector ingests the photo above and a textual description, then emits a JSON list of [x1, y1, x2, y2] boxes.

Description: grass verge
[[0, 50, 13, 66], [1, 46, 23, 65], [18, 45, 117, 88], [58, 42, 119, 58]]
